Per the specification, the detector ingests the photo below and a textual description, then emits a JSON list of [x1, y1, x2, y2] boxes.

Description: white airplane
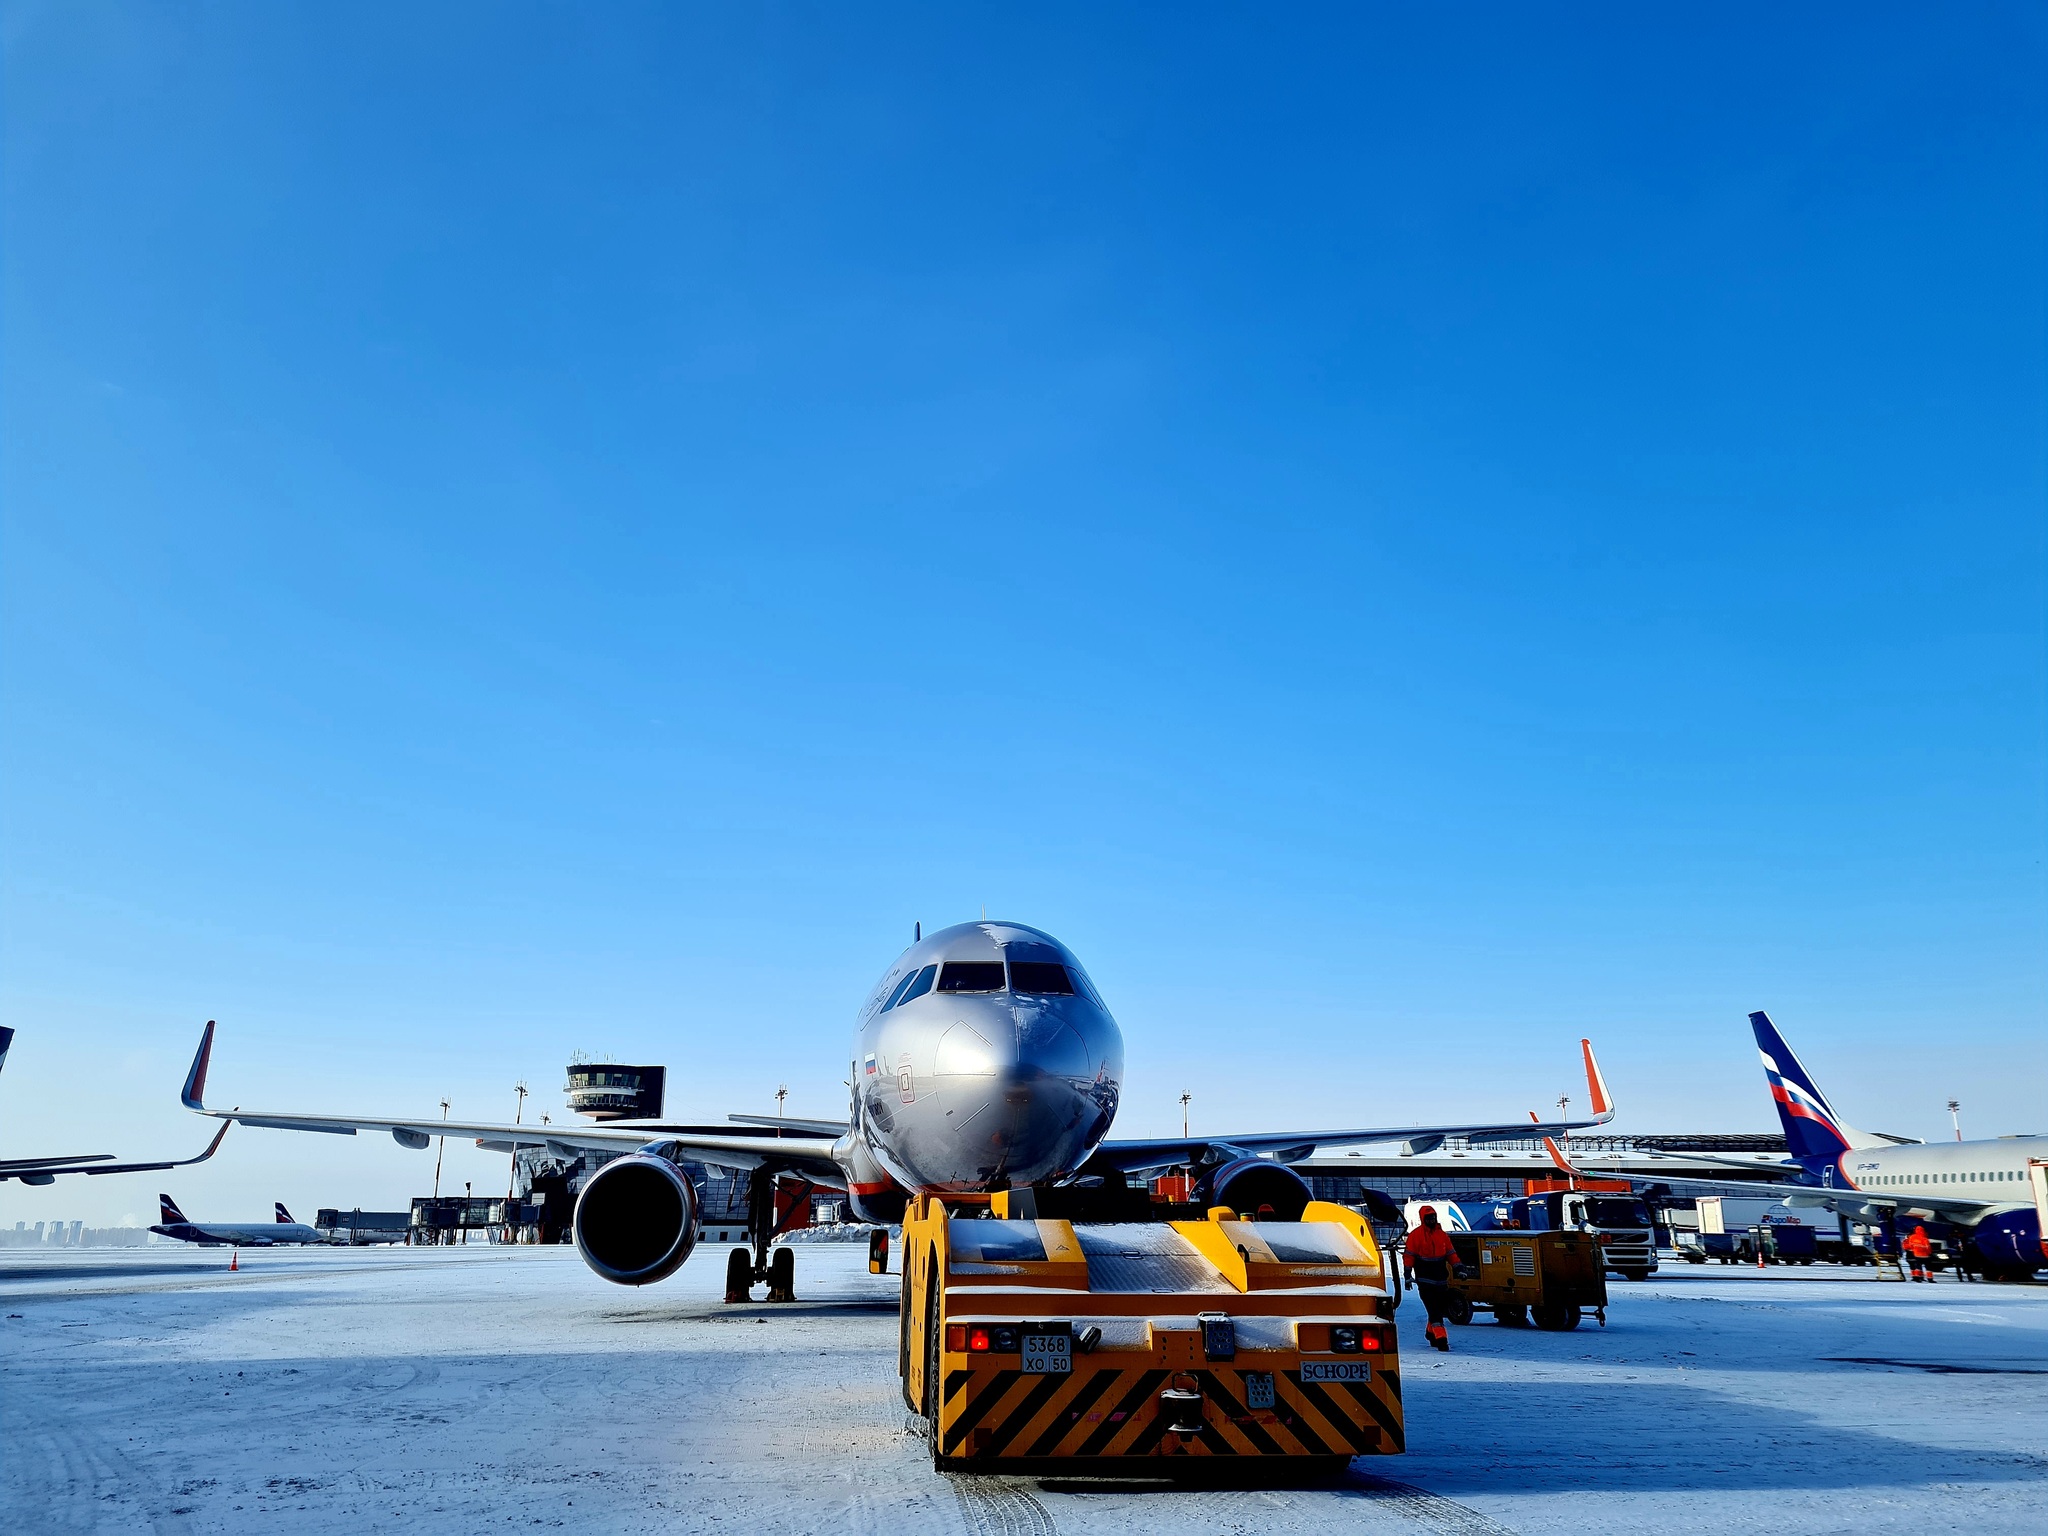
[[1561, 1012, 2046, 1280], [149, 1194, 328, 1247], [176, 921, 1615, 1300], [0, 1026, 231, 1186]]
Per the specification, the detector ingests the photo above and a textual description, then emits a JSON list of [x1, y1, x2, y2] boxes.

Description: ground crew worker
[[1404, 1205, 1459, 1352], [1902, 1224, 1934, 1283]]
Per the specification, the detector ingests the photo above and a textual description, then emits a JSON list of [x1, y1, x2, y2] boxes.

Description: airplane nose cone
[[929, 1001, 1117, 1186]]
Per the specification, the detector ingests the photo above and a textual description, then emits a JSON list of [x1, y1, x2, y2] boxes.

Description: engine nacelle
[[572, 1150, 701, 1286], [1203, 1157, 1313, 1221], [1969, 1208, 2043, 1276]]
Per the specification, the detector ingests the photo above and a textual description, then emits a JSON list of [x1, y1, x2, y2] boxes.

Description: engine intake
[[1204, 1157, 1312, 1221], [572, 1152, 701, 1286]]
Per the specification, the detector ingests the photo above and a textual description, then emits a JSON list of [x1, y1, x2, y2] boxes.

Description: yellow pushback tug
[[899, 1191, 1402, 1472]]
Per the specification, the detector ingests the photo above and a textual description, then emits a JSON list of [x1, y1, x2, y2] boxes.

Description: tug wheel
[[1445, 1294, 1475, 1326], [925, 1253, 968, 1472], [1491, 1303, 1528, 1327], [1531, 1303, 1581, 1332]]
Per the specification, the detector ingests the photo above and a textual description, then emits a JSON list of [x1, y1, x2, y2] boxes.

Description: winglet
[[180, 1121, 231, 1166], [1542, 1136, 1583, 1178], [1581, 1039, 1615, 1123], [180, 1021, 215, 1111]]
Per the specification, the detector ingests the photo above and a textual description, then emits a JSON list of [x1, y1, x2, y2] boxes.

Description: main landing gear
[[723, 1167, 808, 1304]]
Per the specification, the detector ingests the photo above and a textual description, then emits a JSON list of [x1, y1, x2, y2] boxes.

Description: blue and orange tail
[[158, 1193, 189, 1226], [1749, 1011, 1878, 1166]]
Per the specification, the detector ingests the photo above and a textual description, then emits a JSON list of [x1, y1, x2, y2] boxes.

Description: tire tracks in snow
[[944, 1467, 1516, 1536]]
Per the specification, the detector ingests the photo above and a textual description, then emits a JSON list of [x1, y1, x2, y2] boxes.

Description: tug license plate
[[1299, 1360, 1372, 1383], [1021, 1334, 1072, 1374]]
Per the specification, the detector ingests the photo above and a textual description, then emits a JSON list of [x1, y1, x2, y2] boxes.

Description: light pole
[[505, 1082, 528, 1242], [432, 1099, 450, 1199], [1180, 1090, 1191, 1138], [1948, 1100, 1961, 1142], [776, 1084, 789, 1119]]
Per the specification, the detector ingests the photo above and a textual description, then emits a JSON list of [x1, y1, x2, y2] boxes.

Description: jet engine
[[572, 1149, 701, 1286], [1203, 1157, 1313, 1221]]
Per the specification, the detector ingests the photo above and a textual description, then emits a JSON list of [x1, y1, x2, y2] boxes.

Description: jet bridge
[[900, 1195, 1402, 1471]]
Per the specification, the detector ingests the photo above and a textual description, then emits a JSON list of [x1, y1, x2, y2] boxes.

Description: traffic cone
[[229, 1249, 238, 1272]]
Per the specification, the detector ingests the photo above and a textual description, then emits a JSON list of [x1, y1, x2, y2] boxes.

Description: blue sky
[[4, 5, 2043, 1225]]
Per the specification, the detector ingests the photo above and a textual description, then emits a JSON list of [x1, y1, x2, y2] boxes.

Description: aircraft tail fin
[[275, 1203, 294, 1224], [1749, 1012, 1885, 1163], [0, 1025, 13, 1078], [158, 1193, 188, 1225]]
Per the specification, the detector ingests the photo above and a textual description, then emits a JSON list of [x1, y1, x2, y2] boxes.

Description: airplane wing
[[1094, 1038, 1618, 1173], [728, 1113, 851, 1137], [177, 1022, 846, 1183], [1546, 1142, 2008, 1223], [0, 1154, 117, 1172], [0, 1122, 233, 1184]]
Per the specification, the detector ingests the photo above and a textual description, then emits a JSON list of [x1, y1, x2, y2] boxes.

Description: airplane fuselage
[[846, 922, 1124, 1198], [149, 1221, 325, 1246], [1822, 1138, 2041, 1210]]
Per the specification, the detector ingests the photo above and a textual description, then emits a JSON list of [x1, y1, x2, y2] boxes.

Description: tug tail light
[[944, 1323, 1018, 1353], [1313, 1323, 1387, 1353]]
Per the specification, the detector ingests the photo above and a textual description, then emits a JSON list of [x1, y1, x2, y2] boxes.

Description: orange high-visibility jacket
[[1902, 1229, 1933, 1258], [1406, 1225, 1457, 1263]]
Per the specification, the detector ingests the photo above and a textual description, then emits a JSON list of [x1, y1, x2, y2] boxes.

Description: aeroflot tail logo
[[1759, 1052, 1849, 1149]]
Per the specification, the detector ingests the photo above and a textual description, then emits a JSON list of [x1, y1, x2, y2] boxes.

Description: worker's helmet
[[1417, 1204, 1437, 1221]]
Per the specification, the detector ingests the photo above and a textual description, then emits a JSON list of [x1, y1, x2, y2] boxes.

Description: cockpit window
[[890, 964, 937, 1008], [880, 971, 919, 1011], [1008, 961, 1075, 995], [937, 961, 1006, 994]]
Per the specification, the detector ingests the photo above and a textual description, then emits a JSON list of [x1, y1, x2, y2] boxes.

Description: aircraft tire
[[724, 1247, 752, 1304], [767, 1245, 796, 1303]]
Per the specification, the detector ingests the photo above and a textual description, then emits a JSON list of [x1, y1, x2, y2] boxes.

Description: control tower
[[564, 1061, 665, 1121]]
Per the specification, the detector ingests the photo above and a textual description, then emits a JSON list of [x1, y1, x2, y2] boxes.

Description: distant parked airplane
[[1561, 1013, 2046, 1280], [149, 1194, 328, 1247]]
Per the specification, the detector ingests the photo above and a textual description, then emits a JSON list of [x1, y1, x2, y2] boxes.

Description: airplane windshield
[[891, 965, 936, 1008], [1008, 962, 1075, 995], [937, 962, 1006, 994]]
